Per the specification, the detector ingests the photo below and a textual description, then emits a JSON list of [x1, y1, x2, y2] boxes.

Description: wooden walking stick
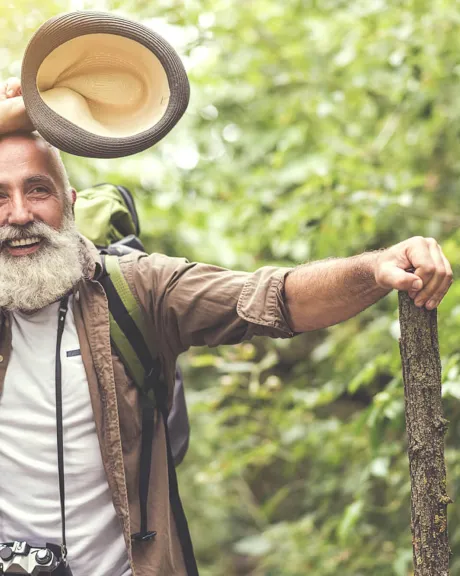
[[399, 290, 452, 575]]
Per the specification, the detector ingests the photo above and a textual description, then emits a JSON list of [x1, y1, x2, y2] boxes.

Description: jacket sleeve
[[125, 252, 295, 357]]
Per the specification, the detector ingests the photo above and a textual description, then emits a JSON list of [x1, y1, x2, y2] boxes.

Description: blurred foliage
[[3, 0, 460, 574]]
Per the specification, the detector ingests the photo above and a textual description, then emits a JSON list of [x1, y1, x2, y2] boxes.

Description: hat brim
[[21, 11, 190, 158]]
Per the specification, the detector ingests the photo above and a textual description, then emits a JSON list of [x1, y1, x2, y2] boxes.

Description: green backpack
[[74, 184, 198, 574]]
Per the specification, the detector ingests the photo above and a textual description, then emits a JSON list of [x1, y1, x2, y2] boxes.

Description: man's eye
[[30, 187, 48, 195]]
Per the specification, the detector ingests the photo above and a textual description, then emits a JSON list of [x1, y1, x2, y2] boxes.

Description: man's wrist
[[358, 249, 387, 289], [0, 98, 34, 135], [346, 250, 379, 288]]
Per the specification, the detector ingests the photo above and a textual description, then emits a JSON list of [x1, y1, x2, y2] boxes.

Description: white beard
[[0, 209, 86, 312]]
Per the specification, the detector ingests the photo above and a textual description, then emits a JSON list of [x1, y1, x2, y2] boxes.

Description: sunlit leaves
[[3, 0, 460, 573]]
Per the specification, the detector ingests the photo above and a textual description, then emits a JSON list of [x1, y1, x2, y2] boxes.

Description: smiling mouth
[[5, 237, 42, 250]]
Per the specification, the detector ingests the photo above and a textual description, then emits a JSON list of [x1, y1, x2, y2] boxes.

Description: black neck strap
[[55, 296, 69, 564]]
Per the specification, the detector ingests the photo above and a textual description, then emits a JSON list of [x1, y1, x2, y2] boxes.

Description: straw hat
[[21, 11, 190, 158]]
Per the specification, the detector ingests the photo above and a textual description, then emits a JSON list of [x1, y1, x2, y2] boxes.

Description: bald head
[[0, 131, 72, 199]]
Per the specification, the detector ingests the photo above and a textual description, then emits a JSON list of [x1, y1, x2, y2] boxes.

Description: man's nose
[[8, 197, 33, 226]]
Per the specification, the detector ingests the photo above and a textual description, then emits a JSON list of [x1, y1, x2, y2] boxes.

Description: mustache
[[0, 222, 58, 244]]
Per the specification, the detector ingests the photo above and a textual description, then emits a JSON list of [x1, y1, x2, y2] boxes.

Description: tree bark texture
[[398, 291, 451, 576]]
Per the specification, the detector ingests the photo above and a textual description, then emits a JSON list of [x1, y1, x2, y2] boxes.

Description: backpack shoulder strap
[[100, 254, 160, 405], [99, 253, 158, 541]]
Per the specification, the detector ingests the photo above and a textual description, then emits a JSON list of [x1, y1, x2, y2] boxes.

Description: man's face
[[0, 135, 73, 257], [0, 134, 85, 312]]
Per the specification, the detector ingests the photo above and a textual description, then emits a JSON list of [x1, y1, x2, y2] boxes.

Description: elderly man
[[0, 77, 453, 576]]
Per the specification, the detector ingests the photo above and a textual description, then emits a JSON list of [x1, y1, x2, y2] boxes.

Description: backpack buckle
[[131, 531, 157, 542]]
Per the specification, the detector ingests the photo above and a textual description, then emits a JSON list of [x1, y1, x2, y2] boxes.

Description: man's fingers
[[407, 239, 436, 296], [2, 77, 21, 99], [406, 239, 453, 309], [0, 77, 21, 102], [412, 239, 446, 307], [5, 77, 21, 97], [424, 252, 454, 310]]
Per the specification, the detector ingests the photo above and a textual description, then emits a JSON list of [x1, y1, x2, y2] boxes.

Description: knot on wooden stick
[[434, 417, 450, 436], [438, 494, 453, 506], [408, 440, 423, 456]]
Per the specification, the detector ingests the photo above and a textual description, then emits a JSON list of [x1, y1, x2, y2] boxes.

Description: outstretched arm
[[285, 236, 453, 332]]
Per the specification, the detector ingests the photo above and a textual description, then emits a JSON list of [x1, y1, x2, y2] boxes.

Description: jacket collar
[[79, 234, 103, 281]]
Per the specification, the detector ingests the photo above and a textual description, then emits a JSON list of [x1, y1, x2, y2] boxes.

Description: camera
[[0, 541, 72, 575]]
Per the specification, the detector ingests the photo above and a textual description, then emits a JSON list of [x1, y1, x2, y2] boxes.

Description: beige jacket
[[0, 238, 294, 575]]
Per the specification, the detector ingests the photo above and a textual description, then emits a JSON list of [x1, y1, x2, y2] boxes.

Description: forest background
[[3, 0, 460, 574]]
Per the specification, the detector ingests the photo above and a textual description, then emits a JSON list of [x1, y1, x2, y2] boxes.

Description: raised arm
[[285, 236, 453, 332]]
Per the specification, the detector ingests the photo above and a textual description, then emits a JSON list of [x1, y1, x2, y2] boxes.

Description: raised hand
[[0, 77, 22, 101], [0, 76, 34, 134]]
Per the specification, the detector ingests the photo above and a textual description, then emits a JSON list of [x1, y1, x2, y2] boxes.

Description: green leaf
[[234, 534, 272, 557], [337, 500, 364, 544]]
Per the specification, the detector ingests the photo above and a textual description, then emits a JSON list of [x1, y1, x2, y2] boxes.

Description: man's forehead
[[0, 136, 59, 184], [0, 135, 52, 165]]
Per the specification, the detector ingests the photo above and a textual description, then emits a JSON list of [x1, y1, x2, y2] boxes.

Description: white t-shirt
[[0, 296, 132, 576]]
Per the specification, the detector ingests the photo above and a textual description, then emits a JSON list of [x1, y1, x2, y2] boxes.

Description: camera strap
[[55, 296, 69, 564]]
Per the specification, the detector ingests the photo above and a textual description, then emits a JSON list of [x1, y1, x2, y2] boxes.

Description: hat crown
[[36, 33, 169, 138]]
